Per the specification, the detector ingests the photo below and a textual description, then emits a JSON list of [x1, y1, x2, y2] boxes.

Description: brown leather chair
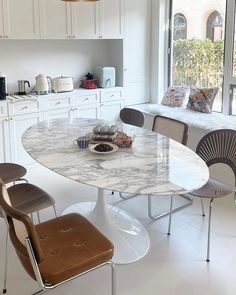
[[0, 163, 27, 184], [0, 181, 57, 293], [0, 179, 115, 295], [168, 129, 236, 262]]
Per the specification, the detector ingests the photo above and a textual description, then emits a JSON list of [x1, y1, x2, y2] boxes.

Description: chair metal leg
[[148, 194, 193, 220], [2, 231, 9, 294], [36, 212, 41, 224], [200, 198, 205, 217], [167, 195, 174, 235], [109, 262, 116, 295], [119, 192, 137, 200], [206, 198, 213, 262], [52, 205, 57, 218]]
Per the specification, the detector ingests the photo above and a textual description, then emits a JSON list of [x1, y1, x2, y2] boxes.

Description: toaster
[[52, 76, 73, 93], [95, 67, 116, 88]]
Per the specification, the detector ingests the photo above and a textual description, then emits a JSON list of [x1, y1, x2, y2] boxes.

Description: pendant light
[[62, 0, 99, 2]]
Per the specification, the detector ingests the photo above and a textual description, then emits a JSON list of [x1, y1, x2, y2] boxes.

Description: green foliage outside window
[[172, 39, 224, 88]]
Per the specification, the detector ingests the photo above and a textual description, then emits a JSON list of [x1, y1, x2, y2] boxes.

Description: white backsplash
[[0, 40, 113, 94]]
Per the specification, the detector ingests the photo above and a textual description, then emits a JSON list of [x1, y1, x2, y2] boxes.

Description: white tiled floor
[[1, 163, 236, 295]]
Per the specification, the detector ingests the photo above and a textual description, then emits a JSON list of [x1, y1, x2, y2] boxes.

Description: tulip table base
[[63, 188, 150, 265]]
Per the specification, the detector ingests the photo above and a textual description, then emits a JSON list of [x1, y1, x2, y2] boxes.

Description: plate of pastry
[[89, 143, 119, 154]]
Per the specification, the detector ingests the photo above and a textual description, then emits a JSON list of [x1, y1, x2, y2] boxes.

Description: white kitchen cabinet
[[0, 2, 4, 39], [43, 107, 73, 121], [0, 117, 10, 162], [100, 0, 124, 39], [74, 105, 99, 119], [100, 100, 123, 122], [39, 0, 71, 39], [9, 112, 43, 165], [71, 2, 99, 39], [124, 0, 151, 105], [2, 0, 40, 39]]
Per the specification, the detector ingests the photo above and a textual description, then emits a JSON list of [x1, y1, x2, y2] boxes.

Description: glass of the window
[[231, 87, 236, 115], [170, 2, 226, 113]]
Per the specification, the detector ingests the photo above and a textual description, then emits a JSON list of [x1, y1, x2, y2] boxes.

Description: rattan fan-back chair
[[168, 129, 236, 261]]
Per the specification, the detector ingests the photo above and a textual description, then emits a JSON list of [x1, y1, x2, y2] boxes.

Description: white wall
[[0, 39, 114, 93]]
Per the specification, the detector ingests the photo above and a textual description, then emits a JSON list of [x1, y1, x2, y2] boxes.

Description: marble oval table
[[22, 118, 209, 264]]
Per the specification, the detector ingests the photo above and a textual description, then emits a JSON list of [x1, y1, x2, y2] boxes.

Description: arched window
[[174, 13, 187, 40], [206, 11, 223, 41]]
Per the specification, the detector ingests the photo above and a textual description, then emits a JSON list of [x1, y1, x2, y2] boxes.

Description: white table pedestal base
[[62, 188, 150, 265]]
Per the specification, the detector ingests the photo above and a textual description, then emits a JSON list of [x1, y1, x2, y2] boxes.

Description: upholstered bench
[[129, 103, 236, 151]]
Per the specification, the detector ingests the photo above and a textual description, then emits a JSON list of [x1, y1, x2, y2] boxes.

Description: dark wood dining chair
[[0, 179, 115, 295], [168, 129, 236, 262], [120, 107, 145, 128], [116, 107, 145, 198], [0, 163, 28, 185]]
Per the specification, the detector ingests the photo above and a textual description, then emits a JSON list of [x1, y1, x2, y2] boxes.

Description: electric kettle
[[35, 74, 49, 95]]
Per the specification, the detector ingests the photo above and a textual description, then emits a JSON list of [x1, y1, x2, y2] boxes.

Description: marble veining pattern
[[22, 118, 209, 195]]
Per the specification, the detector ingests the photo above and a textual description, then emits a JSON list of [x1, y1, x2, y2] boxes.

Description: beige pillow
[[161, 86, 190, 107]]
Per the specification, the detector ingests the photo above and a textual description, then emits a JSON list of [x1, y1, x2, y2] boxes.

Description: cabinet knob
[[22, 106, 28, 110], [124, 68, 128, 72], [67, 36, 71, 39], [99, 35, 103, 39], [0, 36, 2, 39], [101, 104, 104, 107], [55, 101, 61, 105], [72, 36, 76, 39]]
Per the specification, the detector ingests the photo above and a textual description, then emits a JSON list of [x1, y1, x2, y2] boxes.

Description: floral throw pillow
[[161, 86, 190, 107], [186, 87, 219, 114]]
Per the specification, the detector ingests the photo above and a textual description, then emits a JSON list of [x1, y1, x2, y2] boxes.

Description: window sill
[[130, 103, 236, 131]]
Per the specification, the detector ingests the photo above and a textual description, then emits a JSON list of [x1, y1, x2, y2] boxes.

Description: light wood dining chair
[[148, 115, 190, 221], [0, 179, 115, 295]]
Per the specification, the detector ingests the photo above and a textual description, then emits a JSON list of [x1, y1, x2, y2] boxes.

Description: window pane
[[171, 1, 226, 112], [231, 87, 236, 115], [233, 6, 236, 77]]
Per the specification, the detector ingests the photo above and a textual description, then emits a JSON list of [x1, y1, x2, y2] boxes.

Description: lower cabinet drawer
[[8, 101, 40, 115], [0, 102, 8, 118], [73, 94, 99, 105], [101, 89, 123, 102], [45, 97, 71, 109]]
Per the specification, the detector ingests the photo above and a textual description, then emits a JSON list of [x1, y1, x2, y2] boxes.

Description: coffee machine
[[0, 72, 7, 100], [18, 80, 30, 95]]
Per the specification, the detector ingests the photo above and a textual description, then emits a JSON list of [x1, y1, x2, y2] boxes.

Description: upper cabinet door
[[0, 0, 4, 39], [100, 0, 124, 39], [71, 2, 99, 39], [39, 0, 71, 39], [3, 0, 40, 39]]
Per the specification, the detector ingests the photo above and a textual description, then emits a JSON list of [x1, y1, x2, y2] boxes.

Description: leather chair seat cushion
[[6, 183, 55, 214], [0, 163, 27, 184], [191, 177, 233, 199], [35, 213, 114, 285]]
